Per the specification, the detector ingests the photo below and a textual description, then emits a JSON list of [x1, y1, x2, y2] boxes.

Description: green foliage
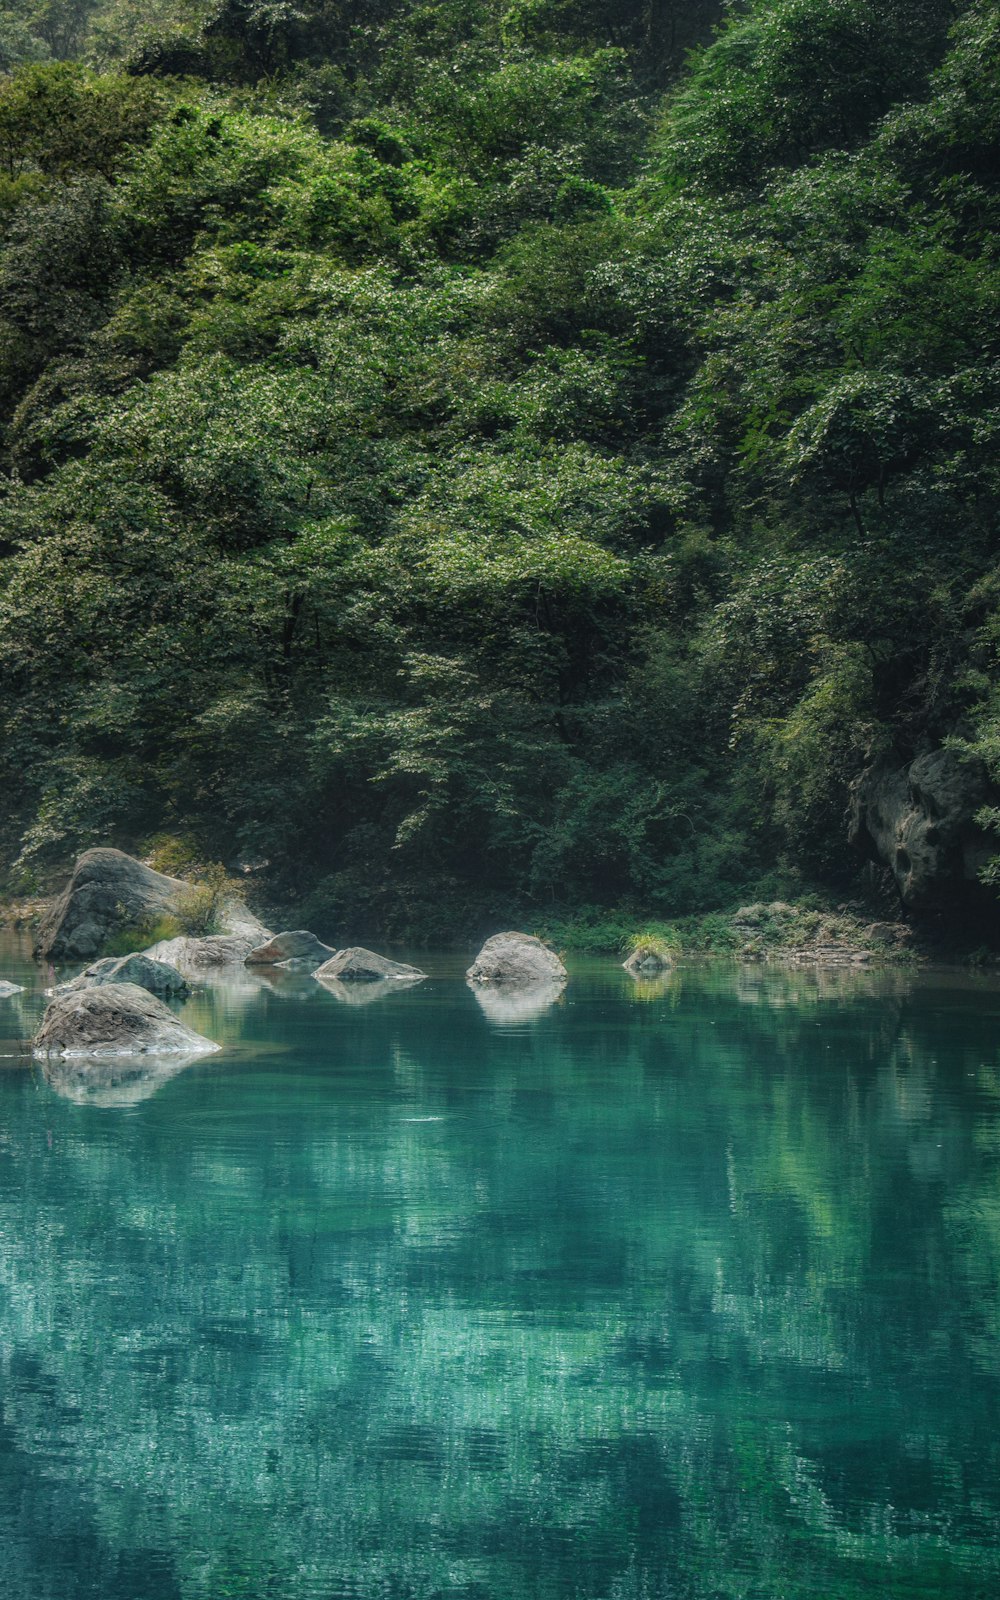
[[101, 909, 181, 955], [0, 0, 997, 934]]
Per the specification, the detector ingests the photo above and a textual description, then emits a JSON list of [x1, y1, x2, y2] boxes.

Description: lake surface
[[2, 935, 1000, 1600]]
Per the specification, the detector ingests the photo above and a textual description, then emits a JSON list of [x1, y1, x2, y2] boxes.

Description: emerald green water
[[2, 937, 1000, 1600]]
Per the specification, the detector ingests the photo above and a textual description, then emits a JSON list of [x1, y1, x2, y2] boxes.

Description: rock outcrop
[[33, 983, 219, 1058], [33, 848, 188, 962], [0, 979, 23, 998], [246, 930, 335, 968], [313, 947, 426, 984], [849, 750, 992, 909], [51, 953, 190, 1001], [466, 932, 567, 987]]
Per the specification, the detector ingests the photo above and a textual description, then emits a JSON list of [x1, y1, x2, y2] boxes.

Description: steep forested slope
[[0, 0, 997, 938]]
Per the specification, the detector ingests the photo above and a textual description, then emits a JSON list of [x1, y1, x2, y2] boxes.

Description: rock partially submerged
[[466, 932, 566, 987], [0, 979, 23, 998], [623, 944, 673, 977], [34, 848, 188, 963], [143, 901, 271, 976], [314, 947, 426, 984], [51, 953, 190, 1001], [33, 983, 219, 1059], [246, 930, 335, 968]]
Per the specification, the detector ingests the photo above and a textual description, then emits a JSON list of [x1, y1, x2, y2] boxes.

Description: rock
[[864, 921, 911, 948], [51, 953, 190, 1001], [246, 930, 335, 968], [216, 898, 270, 942], [785, 943, 871, 967], [0, 979, 23, 998], [466, 932, 567, 987], [623, 944, 673, 977], [33, 983, 219, 1059], [138, 893, 268, 976], [849, 749, 992, 910], [313, 947, 427, 984], [33, 848, 188, 963], [472, 979, 565, 1025], [142, 933, 264, 976]]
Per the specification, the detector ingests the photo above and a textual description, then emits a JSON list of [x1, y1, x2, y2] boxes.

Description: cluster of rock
[[23, 849, 582, 1072]]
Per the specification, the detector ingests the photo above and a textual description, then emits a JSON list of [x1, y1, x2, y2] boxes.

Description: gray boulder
[[141, 895, 269, 976], [466, 932, 567, 987], [143, 932, 265, 976], [52, 953, 190, 1001], [314, 947, 426, 984], [33, 848, 188, 962], [246, 930, 335, 968], [33, 983, 219, 1059], [849, 749, 992, 909], [0, 979, 24, 998]]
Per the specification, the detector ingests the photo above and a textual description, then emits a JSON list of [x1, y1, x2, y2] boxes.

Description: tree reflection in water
[[0, 958, 998, 1600]]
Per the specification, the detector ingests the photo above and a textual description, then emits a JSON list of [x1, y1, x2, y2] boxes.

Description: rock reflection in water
[[41, 1050, 206, 1107], [316, 975, 425, 1007], [471, 978, 566, 1024], [625, 971, 675, 1004]]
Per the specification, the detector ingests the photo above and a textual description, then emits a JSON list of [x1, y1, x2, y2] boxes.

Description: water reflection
[[41, 1050, 208, 1107], [316, 974, 425, 1006], [471, 977, 567, 1024], [1, 941, 1000, 1599]]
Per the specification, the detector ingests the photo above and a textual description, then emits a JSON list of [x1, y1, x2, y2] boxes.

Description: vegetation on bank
[[0, 1, 998, 939], [536, 900, 917, 960]]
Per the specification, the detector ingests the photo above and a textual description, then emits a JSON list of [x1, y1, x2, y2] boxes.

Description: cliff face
[[848, 751, 994, 912]]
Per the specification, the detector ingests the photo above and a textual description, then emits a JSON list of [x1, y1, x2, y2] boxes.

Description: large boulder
[[0, 979, 23, 998], [314, 947, 426, 984], [50, 953, 190, 1001], [33, 848, 188, 963], [849, 750, 992, 910], [33, 983, 219, 1058], [466, 932, 567, 987], [246, 930, 335, 968]]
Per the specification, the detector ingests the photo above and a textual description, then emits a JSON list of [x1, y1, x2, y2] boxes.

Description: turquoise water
[[2, 935, 1000, 1600]]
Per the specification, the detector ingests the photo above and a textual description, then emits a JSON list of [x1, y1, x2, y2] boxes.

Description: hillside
[[0, 0, 998, 940]]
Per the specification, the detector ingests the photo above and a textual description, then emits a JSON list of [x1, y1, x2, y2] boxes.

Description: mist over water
[[2, 936, 1000, 1599]]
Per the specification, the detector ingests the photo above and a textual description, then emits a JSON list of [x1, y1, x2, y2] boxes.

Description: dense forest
[[0, 0, 997, 939]]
